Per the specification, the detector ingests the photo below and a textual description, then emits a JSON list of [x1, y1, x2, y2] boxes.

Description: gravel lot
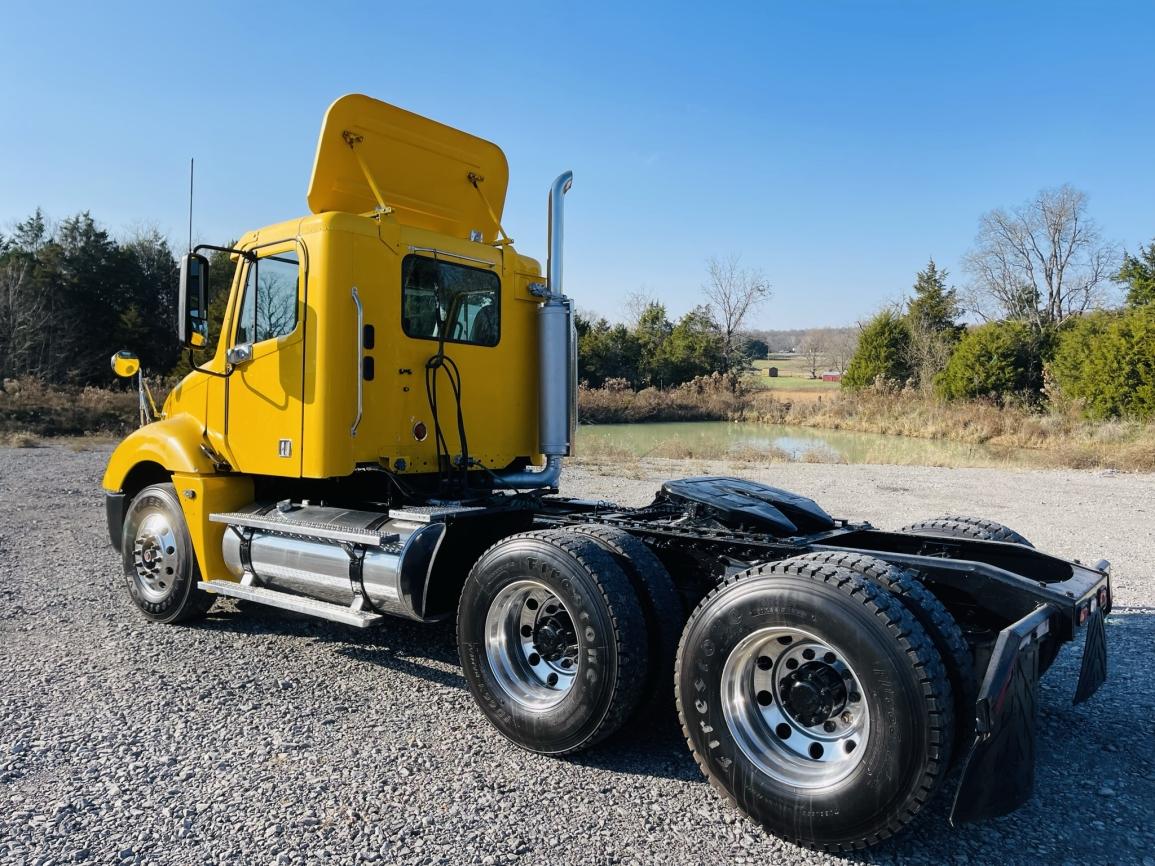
[[1, 444, 1153, 866]]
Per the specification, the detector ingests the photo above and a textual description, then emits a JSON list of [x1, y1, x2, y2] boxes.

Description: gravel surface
[[1, 445, 1153, 866]]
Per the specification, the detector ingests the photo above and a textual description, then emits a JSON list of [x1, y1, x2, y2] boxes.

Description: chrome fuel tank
[[221, 503, 444, 621]]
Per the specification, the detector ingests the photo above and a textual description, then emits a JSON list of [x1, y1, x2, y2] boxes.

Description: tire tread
[[675, 556, 954, 853], [461, 529, 649, 754], [791, 551, 975, 755], [898, 515, 1034, 548]]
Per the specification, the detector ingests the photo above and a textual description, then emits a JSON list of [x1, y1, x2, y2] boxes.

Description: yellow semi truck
[[102, 94, 1111, 852]]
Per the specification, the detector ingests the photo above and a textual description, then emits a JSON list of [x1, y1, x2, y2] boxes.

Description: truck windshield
[[401, 255, 499, 347]]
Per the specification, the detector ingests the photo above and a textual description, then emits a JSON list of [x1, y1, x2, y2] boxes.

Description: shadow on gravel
[[570, 713, 704, 783], [837, 608, 1155, 865], [192, 600, 1154, 861], [196, 603, 467, 691]]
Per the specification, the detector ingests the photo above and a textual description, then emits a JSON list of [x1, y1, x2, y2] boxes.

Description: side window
[[401, 254, 500, 347], [236, 251, 300, 344]]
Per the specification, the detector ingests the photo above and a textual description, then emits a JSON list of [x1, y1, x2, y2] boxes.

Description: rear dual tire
[[457, 530, 650, 755], [676, 557, 954, 852]]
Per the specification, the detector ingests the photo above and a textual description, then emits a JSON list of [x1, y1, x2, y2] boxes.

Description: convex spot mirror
[[178, 253, 209, 348], [111, 350, 140, 379]]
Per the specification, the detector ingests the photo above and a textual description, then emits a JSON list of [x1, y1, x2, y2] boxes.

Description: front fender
[[102, 413, 215, 492]]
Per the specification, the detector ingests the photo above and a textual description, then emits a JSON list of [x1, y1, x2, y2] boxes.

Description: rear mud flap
[[949, 606, 1051, 826], [1073, 606, 1107, 704]]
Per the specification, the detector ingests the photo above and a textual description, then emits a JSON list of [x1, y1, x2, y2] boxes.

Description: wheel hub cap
[[131, 513, 179, 603], [779, 661, 847, 727], [484, 580, 579, 710], [720, 626, 870, 788]]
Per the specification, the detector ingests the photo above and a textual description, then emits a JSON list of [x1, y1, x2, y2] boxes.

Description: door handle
[[226, 343, 254, 367], [351, 286, 363, 437]]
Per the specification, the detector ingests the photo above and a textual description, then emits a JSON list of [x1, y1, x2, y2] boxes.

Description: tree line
[[0, 210, 184, 386], [844, 185, 1155, 420], [577, 255, 771, 388]]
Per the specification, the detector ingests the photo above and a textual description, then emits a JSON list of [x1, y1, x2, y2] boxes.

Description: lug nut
[[823, 721, 836, 733]]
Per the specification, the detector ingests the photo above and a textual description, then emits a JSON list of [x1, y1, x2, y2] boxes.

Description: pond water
[[575, 421, 1040, 469]]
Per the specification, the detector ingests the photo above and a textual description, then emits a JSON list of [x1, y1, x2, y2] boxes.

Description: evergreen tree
[[905, 258, 962, 389], [906, 259, 959, 333], [842, 309, 912, 389], [1116, 241, 1155, 308], [1051, 307, 1155, 419], [936, 321, 1047, 402], [655, 306, 723, 385], [633, 301, 673, 386], [577, 316, 641, 387]]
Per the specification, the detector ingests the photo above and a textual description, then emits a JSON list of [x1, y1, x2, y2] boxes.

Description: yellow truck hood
[[306, 93, 509, 240]]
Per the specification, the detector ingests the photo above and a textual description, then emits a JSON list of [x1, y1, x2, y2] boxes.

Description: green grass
[[746, 355, 839, 393]]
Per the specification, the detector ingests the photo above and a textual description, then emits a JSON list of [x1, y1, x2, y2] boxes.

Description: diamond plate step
[[199, 580, 384, 628], [209, 511, 399, 546]]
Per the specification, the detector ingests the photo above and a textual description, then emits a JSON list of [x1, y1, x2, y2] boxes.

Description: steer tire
[[457, 529, 649, 755], [676, 556, 953, 852], [562, 524, 684, 721], [899, 515, 1034, 548], [791, 551, 974, 760], [122, 483, 213, 624]]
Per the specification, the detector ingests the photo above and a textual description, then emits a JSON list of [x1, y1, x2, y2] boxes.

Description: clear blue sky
[[1, 1, 1152, 329]]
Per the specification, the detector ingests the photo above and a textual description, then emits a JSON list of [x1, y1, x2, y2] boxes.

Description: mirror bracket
[[226, 343, 254, 367]]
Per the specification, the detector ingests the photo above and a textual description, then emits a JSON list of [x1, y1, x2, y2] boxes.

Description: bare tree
[[798, 330, 827, 379], [622, 288, 659, 326], [824, 328, 858, 374], [0, 256, 45, 385], [703, 254, 771, 372], [963, 185, 1119, 328]]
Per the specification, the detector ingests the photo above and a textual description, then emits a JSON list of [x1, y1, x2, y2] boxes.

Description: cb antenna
[[187, 157, 195, 254]]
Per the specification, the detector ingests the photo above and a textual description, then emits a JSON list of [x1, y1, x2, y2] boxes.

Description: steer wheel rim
[[131, 512, 180, 603], [720, 626, 870, 788], [484, 579, 579, 710]]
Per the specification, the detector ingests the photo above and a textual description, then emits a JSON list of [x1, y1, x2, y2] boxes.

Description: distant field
[[746, 355, 841, 393]]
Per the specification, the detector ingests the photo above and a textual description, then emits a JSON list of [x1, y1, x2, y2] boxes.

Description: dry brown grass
[[0, 378, 138, 437], [577, 377, 1155, 472], [2, 431, 40, 448], [578, 375, 752, 424]]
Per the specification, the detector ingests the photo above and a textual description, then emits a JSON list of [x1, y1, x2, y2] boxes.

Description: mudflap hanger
[[950, 599, 1108, 824]]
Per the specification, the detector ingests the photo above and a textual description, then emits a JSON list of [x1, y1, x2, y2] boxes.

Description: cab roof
[[306, 94, 509, 241]]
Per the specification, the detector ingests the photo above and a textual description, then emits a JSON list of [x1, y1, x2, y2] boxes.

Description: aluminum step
[[199, 580, 384, 628], [209, 511, 400, 546]]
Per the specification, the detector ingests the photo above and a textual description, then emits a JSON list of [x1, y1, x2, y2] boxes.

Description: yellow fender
[[102, 414, 215, 493], [103, 414, 254, 582]]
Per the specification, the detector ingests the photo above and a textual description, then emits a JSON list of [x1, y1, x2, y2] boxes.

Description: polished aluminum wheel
[[131, 512, 179, 603], [720, 626, 869, 788], [484, 579, 579, 710]]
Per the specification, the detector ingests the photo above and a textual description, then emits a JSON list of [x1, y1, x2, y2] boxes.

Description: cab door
[[224, 243, 305, 475]]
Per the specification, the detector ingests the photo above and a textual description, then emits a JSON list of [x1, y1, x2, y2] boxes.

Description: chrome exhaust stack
[[492, 171, 575, 490]]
